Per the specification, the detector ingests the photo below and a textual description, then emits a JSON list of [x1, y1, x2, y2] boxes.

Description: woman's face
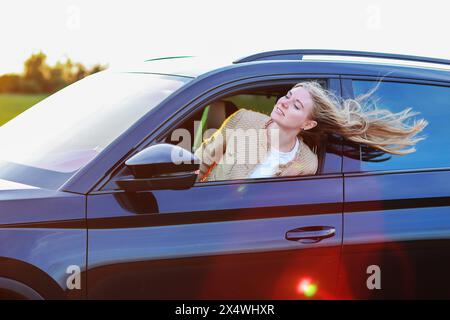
[[270, 86, 317, 132]]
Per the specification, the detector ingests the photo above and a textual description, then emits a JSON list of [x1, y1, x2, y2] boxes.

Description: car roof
[[116, 50, 450, 83]]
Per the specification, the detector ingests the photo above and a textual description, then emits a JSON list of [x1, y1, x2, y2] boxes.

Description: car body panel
[[87, 175, 343, 299], [339, 170, 450, 299], [0, 186, 86, 299]]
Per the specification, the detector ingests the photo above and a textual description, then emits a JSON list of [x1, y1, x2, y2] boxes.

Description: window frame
[[93, 75, 343, 193]]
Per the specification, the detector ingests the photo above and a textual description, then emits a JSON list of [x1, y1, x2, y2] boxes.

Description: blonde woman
[[194, 81, 428, 182]]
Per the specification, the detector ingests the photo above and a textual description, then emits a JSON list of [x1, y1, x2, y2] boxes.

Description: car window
[[191, 94, 277, 152], [166, 92, 280, 156], [352, 80, 450, 172], [164, 81, 342, 183]]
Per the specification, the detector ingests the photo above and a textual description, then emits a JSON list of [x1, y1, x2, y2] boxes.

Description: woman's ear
[[303, 120, 317, 131]]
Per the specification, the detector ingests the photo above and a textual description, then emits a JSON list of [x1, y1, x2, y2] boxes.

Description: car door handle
[[285, 226, 336, 244]]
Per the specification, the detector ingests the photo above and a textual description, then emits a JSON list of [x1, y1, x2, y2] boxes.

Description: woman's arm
[[194, 109, 245, 181]]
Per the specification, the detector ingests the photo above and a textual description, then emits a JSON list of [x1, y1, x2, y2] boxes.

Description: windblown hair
[[294, 81, 429, 155]]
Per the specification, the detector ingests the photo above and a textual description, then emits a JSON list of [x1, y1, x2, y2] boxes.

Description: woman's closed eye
[[283, 95, 301, 110], [283, 94, 300, 110]]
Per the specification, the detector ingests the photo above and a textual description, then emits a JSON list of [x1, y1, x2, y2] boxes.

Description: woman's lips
[[275, 106, 285, 116]]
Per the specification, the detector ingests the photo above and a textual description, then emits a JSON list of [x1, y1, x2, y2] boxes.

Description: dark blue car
[[0, 50, 449, 299]]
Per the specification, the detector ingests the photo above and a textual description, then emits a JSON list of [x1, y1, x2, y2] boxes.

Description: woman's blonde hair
[[295, 81, 429, 155]]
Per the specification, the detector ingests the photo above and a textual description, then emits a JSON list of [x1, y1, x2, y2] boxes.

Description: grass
[[0, 93, 49, 126]]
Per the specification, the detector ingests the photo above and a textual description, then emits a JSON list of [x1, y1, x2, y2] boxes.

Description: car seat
[[192, 100, 238, 151]]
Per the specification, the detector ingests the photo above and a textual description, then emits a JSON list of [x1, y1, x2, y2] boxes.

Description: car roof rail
[[233, 49, 450, 66], [144, 55, 195, 62]]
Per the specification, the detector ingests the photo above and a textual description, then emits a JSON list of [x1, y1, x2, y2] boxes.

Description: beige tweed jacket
[[194, 108, 319, 182]]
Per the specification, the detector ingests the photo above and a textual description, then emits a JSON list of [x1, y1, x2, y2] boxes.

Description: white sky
[[1, 0, 449, 74]]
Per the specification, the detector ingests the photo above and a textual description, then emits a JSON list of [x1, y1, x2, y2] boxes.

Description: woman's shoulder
[[233, 108, 271, 128]]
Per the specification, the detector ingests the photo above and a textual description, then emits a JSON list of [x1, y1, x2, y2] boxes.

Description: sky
[[1, 0, 449, 74]]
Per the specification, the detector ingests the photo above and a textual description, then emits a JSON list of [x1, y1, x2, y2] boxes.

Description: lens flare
[[237, 185, 247, 193], [297, 278, 318, 298]]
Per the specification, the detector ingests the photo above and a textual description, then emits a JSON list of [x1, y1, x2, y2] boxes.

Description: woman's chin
[[271, 111, 283, 122]]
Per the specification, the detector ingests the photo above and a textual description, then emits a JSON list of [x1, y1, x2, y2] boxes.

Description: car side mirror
[[116, 143, 199, 192]]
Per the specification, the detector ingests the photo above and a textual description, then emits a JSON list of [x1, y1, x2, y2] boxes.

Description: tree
[[0, 74, 22, 93], [0, 51, 107, 94], [23, 51, 48, 92]]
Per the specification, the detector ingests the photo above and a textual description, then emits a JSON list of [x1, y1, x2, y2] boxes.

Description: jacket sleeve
[[194, 109, 245, 181], [281, 159, 318, 176]]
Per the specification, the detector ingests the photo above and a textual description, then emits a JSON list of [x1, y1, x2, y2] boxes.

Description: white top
[[249, 138, 300, 179]]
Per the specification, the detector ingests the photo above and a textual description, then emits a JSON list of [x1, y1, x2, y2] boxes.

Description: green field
[[0, 94, 49, 126]]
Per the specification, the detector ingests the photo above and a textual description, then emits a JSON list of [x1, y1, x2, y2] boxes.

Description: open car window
[[164, 81, 339, 183], [101, 80, 343, 191]]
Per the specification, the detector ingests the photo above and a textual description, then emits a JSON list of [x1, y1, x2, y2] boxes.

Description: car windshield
[[0, 71, 190, 190]]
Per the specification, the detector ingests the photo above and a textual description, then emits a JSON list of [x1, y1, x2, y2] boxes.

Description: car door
[[338, 78, 450, 299], [87, 176, 343, 299], [86, 78, 344, 299]]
